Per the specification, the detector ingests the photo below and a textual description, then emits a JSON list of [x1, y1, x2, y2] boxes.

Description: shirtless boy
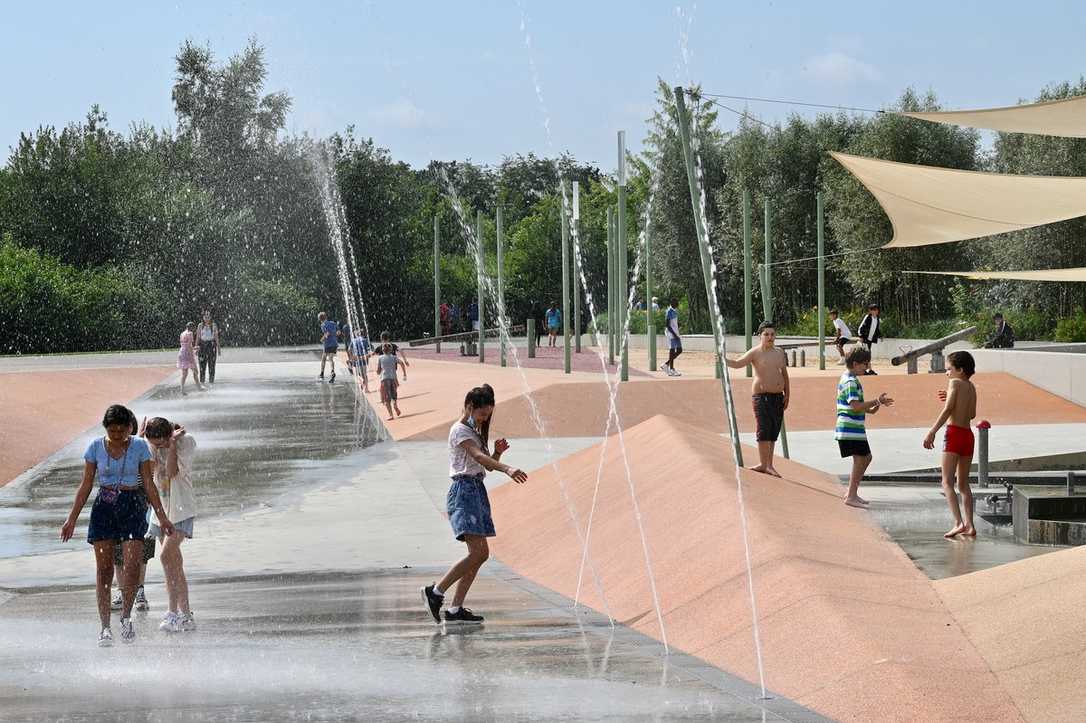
[[923, 350, 978, 538], [725, 321, 788, 477]]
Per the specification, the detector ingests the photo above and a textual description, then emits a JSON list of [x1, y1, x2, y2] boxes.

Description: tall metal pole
[[573, 181, 582, 353], [742, 191, 752, 378], [646, 188, 656, 371], [817, 192, 826, 370], [497, 205, 507, 367], [673, 87, 743, 466], [607, 206, 615, 365], [434, 215, 441, 354], [762, 198, 789, 458], [561, 182, 571, 374], [618, 131, 629, 382], [476, 210, 485, 363]]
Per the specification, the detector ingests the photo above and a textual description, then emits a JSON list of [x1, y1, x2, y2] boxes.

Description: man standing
[[662, 298, 682, 377], [984, 313, 1015, 349], [857, 304, 882, 375]]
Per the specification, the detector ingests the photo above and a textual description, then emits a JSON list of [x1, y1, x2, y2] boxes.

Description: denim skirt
[[87, 487, 149, 544], [446, 473, 495, 541]]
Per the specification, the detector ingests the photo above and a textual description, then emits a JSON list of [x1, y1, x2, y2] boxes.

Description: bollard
[[1068, 470, 1077, 496], [907, 356, 918, 375], [791, 350, 797, 367], [800, 349, 806, 367], [527, 319, 536, 359], [930, 350, 945, 373], [977, 420, 990, 488]]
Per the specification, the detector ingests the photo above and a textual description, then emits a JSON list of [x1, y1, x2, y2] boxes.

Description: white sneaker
[[110, 589, 122, 611], [180, 612, 197, 632], [134, 586, 149, 611], [98, 627, 113, 647], [670, 368, 682, 377], [159, 612, 181, 633], [836, 358, 846, 365], [120, 618, 135, 643]]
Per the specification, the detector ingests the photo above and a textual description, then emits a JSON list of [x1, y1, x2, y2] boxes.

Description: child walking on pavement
[[836, 347, 894, 507], [923, 351, 979, 538], [422, 384, 528, 626], [377, 343, 406, 420]]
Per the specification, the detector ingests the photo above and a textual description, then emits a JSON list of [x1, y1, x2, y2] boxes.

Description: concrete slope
[[934, 544, 1086, 722], [488, 415, 1022, 722], [0, 366, 175, 487], [414, 371, 1086, 439]]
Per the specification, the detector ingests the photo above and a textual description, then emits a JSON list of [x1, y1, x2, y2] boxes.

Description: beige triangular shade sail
[[906, 267, 1086, 282], [830, 152, 1086, 248], [902, 94, 1086, 137]]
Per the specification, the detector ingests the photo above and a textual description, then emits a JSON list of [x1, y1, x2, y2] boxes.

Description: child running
[[836, 348, 894, 507], [60, 405, 174, 646], [923, 351, 979, 538], [347, 332, 372, 392], [318, 311, 338, 383], [422, 384, 528, 626], [377, 343, 406, 420], [662, 298, 683, 376], [725, 321, 789, 477], [143, 416, 198, 631]]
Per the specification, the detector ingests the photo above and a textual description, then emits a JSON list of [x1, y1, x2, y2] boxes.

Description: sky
[[4, 0, 1086, 170]]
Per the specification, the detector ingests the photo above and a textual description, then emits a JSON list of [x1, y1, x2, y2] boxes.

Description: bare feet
[[855, 495, 869, 505], [961, 526, 976, 537], [943, 523, 966, 539], [765, 466, 782, 478], [394, 405, 402, 417], [386, 415, 394, 421], [844, 496, 868, 508], [750, 465, 768, 474]]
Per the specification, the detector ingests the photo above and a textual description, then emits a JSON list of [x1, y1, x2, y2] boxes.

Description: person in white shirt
[[829, 309, 853, 365]]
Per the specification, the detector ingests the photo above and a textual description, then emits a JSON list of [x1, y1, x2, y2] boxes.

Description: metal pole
[[476, 210, 485, 363], [434, 215, 441, 354], [978, 423, 990, 488], [618, 131, 629, 382], [561, 182, 571, 374], [743, 191, 752, 378], [573, 181, 582, 353], [607, 206, 615, 365], [497, 206, 506, 367], [673, 87, 743, 467], [527, 318, 536, 358], [817, 192, 826, 370], [763, 198, 789, 459], [646, 187, 656, 371]]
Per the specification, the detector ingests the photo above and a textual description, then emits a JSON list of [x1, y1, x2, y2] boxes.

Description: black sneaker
[[421, 585, 444, 624], [329, 372, 336, 384], [443, 607, 484, 625], [864, 369, 878, 376]]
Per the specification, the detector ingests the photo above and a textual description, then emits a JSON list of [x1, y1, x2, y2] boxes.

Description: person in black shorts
[[835, 347, 893, 507], [725, 321, 789, 477]]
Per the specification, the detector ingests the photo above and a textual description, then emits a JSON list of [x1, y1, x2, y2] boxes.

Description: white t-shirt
[[869, 316, 879, 340], [151, 434, 197, 523], [198, 322, 216, 341], [448, 421, 488, 477], [833, 318, 852, 338]]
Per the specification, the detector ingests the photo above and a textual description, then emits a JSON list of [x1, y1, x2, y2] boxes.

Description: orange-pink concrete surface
[[935, 545, 1086, 722], [412, 370, 1086, 439], [0, 366, 175, 487], [488, 416, 1024, 722]]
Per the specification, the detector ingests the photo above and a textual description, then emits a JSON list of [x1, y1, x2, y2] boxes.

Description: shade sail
[[906, 268, 1086, 282], [902, 94, 1086, 138], [830, 152, 1086, 248]]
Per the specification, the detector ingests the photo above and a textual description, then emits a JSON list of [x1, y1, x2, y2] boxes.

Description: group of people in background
[[316, 313, 411, 421], [438, 301, 480, 337], [177, 309, 221, 394]]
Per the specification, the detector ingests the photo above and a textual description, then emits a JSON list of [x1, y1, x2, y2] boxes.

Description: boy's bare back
[[748, 346, 787, 394], [946, 378, 977, 427]]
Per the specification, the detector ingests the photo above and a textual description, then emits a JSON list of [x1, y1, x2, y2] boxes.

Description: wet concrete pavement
[[0, 358, 824, 721]]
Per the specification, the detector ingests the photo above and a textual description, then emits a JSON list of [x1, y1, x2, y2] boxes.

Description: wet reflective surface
[[866, 484, 1056, 579], [0, 567, 822, 722], [0, 363, 385, 559]]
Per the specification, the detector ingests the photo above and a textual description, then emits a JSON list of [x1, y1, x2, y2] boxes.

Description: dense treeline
[[3, 40, 1086, 354]]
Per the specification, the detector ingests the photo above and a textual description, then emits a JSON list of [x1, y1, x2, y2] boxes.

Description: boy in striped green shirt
[[836, 347, 893, 508]]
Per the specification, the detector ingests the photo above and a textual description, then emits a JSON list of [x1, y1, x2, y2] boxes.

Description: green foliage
[[1055, 310, 1086, 342]]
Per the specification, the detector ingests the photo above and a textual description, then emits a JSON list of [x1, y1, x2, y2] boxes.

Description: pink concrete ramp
[[411, 371, 1086, 439], [488, 416, 1022, 722], [935, 545, 1086, 722], [0, 366, 174, 487]]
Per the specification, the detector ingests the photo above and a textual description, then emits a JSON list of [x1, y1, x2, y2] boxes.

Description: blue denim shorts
[[149, 516, 195, 540], [447, 474, 495, 541], [87, 487, 149, 544]]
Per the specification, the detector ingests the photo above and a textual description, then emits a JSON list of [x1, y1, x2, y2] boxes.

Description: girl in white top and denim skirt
[[421, 384, 528, 625]]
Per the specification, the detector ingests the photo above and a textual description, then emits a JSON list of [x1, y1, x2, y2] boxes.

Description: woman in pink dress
[[177, 322, 200, 395]]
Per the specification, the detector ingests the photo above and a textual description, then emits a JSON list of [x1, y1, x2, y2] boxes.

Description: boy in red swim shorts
[[923, 350, 978, 538]]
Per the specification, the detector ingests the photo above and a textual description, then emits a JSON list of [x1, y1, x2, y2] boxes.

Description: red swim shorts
[[943, 424, 974, 457]]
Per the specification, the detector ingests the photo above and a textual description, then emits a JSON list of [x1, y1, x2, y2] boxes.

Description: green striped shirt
[[835, 372, 866, 441]]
